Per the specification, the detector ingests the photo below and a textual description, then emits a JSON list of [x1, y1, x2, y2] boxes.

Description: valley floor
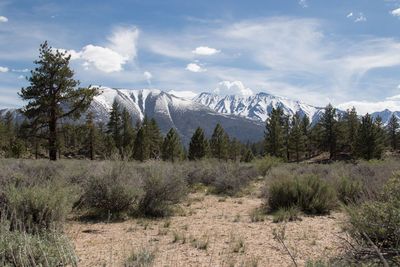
[[66, 187, 347, 267]]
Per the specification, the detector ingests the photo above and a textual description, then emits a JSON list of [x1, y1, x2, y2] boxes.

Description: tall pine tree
[[161, 128, 183, 162], [19, 41, 98, 160], [188, 127, 208, 160], [387, 114, 399, 151], [320, 104, 337, 159], [210, 123, 228, 160], [264, 107, 285, 158]]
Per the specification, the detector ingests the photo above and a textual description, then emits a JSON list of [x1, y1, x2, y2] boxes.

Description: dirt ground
[[66, 188, 347, 267]]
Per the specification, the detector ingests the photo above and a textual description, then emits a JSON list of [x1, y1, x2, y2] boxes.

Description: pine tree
[[19, 42, 98, 160], [107, 99, 122, 155], [320, 104, 337, 159], [387, 114, 399, 151], [240, 148, 254, 162], [210, 123, 229, 160], [121, 108, 135, 159], [300, 114, 311, 158], [344, 107, 359, 155], [188, 127, 208, 160], [161, 128, 183, 162], [86, 112, 96, 160], [133, 126, 149, 161], [228, 137, 242, 161], [356, 114, 385, 160], [289, 112, 306, 162], [264, 107, 285, 158], [374, 116, 386, 159], [147, 118, 163, 159]]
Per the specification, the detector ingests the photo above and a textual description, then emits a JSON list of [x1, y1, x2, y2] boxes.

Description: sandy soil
[[66, 189, 347, 267]]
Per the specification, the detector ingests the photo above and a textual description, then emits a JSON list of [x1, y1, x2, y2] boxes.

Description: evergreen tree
[[121, 108, 135, 158], [344, 107, 359, 155], [161, 128, 183, 162], [19, 41, 98, 160], [107, 99, 122, 155], [320, 104, 338, 159], [86, 112, 96, 160], [188, 127, 208, 160], [132, 127, 149, 161], [356, 114, 384, 160], [300, 114, 311, 158], [240, 148, 254, 163], [228, 137, 242, 161], [374, 116, 386, 159], [210, 123, 229, 160], [264, 107, 285, 158], [387, 114, 399, 151], [288, 112, 306, 162], [147, 118, 163, 159]]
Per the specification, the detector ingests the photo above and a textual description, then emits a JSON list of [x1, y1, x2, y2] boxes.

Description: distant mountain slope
[[194, 92, 325, 124], [86, 87, 265, 144]]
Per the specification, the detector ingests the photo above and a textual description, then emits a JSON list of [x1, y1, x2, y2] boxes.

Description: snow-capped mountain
[[371, 109, 400, 124], [86, 87, 264, 144], [194, 92, 325, 124]]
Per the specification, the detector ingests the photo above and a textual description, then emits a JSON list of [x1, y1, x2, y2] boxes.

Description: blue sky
[[1, 0, 400, 113]]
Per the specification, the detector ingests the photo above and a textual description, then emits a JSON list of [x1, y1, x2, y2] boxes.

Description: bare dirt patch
[[66, 191, 346, 266]]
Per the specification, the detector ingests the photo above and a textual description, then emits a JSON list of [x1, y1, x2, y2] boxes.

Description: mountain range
[[1, 87, 399, 144]]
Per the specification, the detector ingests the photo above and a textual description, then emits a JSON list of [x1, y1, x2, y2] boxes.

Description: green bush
[[81, 166, 142, 219], [254, 156, 282, 176], [138, 168, 187, 217], [0, 218, 77, 267], [347, 173, 400, 251], [1, 181, 78, 232], [264, 175, 337, 215], [335, 176, 363, 205]]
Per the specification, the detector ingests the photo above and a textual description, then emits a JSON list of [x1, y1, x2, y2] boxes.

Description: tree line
[[0, 41, 399, 161]]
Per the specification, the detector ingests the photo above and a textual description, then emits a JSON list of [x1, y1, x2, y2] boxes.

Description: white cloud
[[338, 94, 400, 114], [347, 12, 353, 18], [192, 46, 220, 56], [80, 45, 126, 73], [17, 75, 25, 79], [0, 66, 9, 72], [391, 8, 400, 17], [355, 13, 367, 22], [168, 90, 198, 99], [144, 71, 152, 85], [0, 16, 8, 23], [107, 26, 139, 60], [61, 26, 139, 73], [214, 81, 253, 97], [186, 63, 206, 72], [298, 0, 308, 8]]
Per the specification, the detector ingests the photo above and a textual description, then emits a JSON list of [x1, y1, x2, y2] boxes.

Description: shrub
[[0, 218, 77, 267], [272, 207, 300, 223], [335, 176, 363, 205], [264, 175, 337, 215], [138, 168, 187, 217], [347, 173, 400, 257], [81, 165, 142, 219], [254, 156, 282, 176], [1, 181, 78, 232], [124, 247, 156, 267]]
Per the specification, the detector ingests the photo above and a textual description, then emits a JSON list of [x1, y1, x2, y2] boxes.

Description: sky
[[1, 0, 400, 114]]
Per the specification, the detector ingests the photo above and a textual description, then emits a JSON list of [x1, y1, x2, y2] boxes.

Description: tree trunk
[[49, 115, 57, 161]]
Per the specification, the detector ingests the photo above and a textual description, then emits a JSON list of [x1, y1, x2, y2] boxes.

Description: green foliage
[[288, 112, 307, 162], [188, 127, 208, 160], [265, 175, 337, 215], [272, 207, 300, 223], [0, 219, 77, 267], [124, 247, 156, 267], [241, 148, 254, 163], [347, 173, 400, 250], [138, 168, 187, 217], [19, 41, 98, 160], [387, 114, 399, 151], [210, 123, 229, 160], [254, 155, 282, 176], [320, 104, 338, 159], [82, 166, 142, 219], [161, 128, 183, 162], [1, 181, 78, 232], [264, 107, 285, 158], [335, 176, 363, 205], [356, 114, 385, 160]]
